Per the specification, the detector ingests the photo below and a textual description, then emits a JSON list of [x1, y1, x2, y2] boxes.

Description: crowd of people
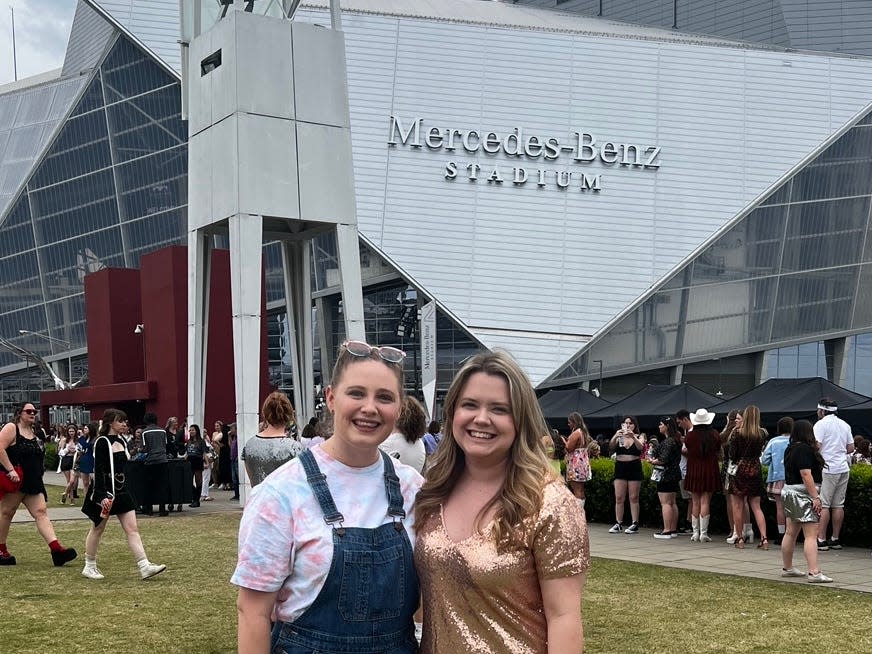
[[7, 337, 869, 651], [549, 398, 861, 584]]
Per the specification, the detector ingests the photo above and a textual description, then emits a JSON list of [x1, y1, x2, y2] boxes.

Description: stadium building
[[1, 0, 872, 419]]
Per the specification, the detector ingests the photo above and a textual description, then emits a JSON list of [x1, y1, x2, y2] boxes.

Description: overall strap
[[380, 451, 406, 523], [298, 449, 344, 527]]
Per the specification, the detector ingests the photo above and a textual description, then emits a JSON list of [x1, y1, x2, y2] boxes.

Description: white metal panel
[[298, 8, 872, 356], [63, 0, 117, 77], [92, 0, 183, 72]]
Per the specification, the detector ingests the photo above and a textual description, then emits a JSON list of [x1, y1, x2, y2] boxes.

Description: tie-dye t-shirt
[[231, 444, 424, 623]]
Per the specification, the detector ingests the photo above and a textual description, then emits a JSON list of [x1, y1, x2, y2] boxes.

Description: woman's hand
[[6, 468, 19, 483]]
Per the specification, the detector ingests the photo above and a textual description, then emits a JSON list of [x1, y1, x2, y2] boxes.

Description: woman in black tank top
[[0, 402, 78, 567]]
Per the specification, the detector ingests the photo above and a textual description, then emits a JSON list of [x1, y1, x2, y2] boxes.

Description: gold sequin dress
[[414, 480, 590, 653]]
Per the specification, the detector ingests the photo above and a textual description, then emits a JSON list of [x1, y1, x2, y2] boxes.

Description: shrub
[[583, 459, 872, 546], [43, 442, 58, 472]]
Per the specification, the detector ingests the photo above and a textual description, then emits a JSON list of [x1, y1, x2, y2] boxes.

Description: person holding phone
[[608, 416, 644, 534]]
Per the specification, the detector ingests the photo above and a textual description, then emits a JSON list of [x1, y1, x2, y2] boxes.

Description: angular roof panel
[[63, 0, 117, 77]]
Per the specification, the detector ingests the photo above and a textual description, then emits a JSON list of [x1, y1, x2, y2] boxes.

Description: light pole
[[592, 359, 603, 396], [18, 329, 74, 422]]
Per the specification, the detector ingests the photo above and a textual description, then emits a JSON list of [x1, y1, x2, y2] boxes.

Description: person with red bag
[[0, 402, 77, 566]]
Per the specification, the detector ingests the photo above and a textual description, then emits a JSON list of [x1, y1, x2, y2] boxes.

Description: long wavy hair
[[568, 412, 591, 447], [739, 405, 764, 441], [414, 351, 552, 550]]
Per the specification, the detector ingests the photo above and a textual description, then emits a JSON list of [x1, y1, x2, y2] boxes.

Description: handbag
[[726, 461, 738, 477], [0, 465, 24, 496], [650, 466, 664, 482]]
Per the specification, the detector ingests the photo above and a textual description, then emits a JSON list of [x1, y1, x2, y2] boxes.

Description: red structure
[[41, 246, 270, 427]]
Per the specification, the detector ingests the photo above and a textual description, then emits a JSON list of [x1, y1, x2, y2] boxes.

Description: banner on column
[[420, 301, 437, 419]]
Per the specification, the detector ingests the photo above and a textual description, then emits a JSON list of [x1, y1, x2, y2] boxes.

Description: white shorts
[[819, 472, 849, 509]]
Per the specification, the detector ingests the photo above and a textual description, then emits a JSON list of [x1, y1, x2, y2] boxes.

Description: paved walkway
[[12, 472, 242, 523], [18, 475, 872, 593], [589, 522, 872, 594]]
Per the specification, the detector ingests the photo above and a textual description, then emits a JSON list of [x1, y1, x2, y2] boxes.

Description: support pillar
[[282, 240, 315, 423], [336, 223, 366, 342], [230, 213, 263, 504], [187, 230, 211, 429]]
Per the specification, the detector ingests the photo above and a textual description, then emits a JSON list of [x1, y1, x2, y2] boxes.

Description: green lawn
[[3, 513, 871, 653]]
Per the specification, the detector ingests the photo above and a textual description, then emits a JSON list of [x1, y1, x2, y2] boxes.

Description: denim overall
[[270, 449, 419, 654]]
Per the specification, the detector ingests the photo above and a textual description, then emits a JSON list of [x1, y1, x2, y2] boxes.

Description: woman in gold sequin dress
[[414, 351, 590, 654]]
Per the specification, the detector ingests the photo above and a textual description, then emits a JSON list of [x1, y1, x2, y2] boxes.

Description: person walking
[[813, 398, 854, 551], [565, 412, 592, 513], [81, 408, 166, 581], [0, 402, 77, 567]]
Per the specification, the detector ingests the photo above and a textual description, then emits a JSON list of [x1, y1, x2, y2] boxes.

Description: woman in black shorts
[[608, 416, 644, 534], [650, 417, 683, 538]]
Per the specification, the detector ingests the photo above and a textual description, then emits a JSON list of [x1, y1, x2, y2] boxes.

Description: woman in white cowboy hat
[[682, 408, 722, 542]]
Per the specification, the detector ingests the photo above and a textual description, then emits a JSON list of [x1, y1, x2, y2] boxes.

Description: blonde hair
[[739, 405, 763, 440], [414, 351, 553, 550]]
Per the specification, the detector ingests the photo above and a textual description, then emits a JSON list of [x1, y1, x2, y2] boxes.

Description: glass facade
[[0, 35, 188, 416], [550, 110, 872, 390]]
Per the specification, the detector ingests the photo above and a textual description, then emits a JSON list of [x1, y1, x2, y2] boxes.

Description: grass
[[3, 512, 872, 653]]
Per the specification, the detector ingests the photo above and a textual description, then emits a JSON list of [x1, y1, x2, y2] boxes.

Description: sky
[[0, 0, 76, 86]]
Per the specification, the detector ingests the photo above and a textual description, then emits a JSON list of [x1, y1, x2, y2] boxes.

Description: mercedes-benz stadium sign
[[387, 115, 662, 192]]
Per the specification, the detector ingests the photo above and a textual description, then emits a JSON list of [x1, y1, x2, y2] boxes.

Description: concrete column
[[187, 230, 211, 429], [281, 240, 315, 423], [229, 213, 263, 504], [335, 223, 366, 342], [826, 337, 848, 386], [670, 364, 684, 385]]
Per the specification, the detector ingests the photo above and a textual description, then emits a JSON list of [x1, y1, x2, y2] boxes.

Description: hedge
[[43, 442, 58, 472], [583, 458, 872, 547]]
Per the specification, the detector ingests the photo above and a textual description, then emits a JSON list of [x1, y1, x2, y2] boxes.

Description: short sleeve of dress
[[532, 482, 590, 580], [231, 482, 295, 592]]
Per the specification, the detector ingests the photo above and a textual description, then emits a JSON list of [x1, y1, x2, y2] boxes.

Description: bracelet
[[812, 496, 821, 501]]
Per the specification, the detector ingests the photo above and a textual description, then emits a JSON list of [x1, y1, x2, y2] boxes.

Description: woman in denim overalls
[[233, 341, 423, 654]]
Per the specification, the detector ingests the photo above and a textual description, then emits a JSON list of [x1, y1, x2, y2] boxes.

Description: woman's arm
[[237, 587, 279, 654], [541, 573, 585, 654], [565, 429, 581, 453], [0, 423, 16, 472]]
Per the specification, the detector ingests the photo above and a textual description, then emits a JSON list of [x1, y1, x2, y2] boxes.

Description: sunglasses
[[341, 340, 406, 365], [22, 409, 37, 415]]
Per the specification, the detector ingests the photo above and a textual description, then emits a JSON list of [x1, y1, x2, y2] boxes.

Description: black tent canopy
[[538, 388, 611, 422], [709, 377, 870, 418], [584, 383, 722, 434]]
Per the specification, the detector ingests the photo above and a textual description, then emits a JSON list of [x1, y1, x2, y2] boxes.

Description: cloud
[[0, 0, 76, 85]]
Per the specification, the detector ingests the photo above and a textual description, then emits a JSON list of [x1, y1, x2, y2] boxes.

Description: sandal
[[735, 536, 745, 549], [757, 538, 769, 551]]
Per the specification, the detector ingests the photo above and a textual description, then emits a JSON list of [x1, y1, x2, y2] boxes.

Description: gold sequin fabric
[[414, 480, 589, 653]]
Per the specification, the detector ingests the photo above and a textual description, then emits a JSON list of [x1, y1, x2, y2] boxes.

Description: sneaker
[[139, 562, 167, 580], [654, 531, 673, 539], [624, 522, 640, 534], [828, 539, 843, 550], [51, 548, 78, 567], [817, 539, 830, 552], [81, 566, 105, 580], [781, 567, 805, 578], [676, 525, 689, 535], [807, 571, 833, 584], [608, 523, 622, 534], [0, 552, 15, 566], [670, 532, 679, 538]]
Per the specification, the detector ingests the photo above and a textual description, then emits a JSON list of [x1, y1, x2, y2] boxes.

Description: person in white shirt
[[380, 396, 427, 474], [813, 398, 854, 551]]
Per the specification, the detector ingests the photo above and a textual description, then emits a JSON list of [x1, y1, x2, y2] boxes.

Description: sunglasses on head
[[341, 340, 406, 365], [22, 409, 37, 415]]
